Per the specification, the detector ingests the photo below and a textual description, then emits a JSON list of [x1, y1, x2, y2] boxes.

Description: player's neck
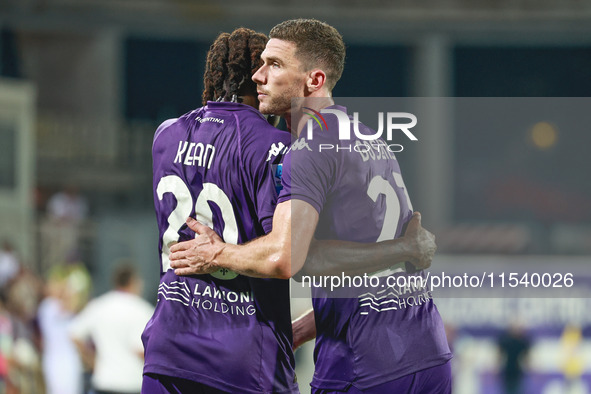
[[240, 95, 258, 108], [289, 94, 334, 137], [284, 113, 294, 135]]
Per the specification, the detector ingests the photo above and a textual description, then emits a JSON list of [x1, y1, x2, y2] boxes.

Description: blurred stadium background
[[1, 0, 591, 393]]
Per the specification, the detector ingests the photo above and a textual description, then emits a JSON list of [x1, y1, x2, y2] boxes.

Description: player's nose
[[252, 65, 266, 85]]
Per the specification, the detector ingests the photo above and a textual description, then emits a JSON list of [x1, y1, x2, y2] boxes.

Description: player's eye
[[272, 62, 280, 68]]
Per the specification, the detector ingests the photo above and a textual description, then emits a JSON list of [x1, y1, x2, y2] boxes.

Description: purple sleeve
[[276, 154, 292, 204], [277, 139, 336, 214], [152, 118, 178, 147]]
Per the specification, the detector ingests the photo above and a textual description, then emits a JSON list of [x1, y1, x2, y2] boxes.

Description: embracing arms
[[169, 199, 436, 279]]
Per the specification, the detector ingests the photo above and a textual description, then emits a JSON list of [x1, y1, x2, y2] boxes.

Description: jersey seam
[[234, 112, 243, 172]]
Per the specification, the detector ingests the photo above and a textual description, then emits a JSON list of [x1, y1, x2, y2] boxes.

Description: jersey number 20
[[156, 175, 239, 279]]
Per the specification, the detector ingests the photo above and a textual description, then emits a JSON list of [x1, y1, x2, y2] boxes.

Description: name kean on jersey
[[174, 141, 216, 169]]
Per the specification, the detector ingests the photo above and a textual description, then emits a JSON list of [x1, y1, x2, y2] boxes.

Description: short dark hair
[[202, 28, 268, 104], [270, 19, 345, 91], [112, 262, 137, 289]]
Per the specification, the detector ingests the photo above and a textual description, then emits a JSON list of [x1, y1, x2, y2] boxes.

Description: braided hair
[[202, 28, 268, 105]]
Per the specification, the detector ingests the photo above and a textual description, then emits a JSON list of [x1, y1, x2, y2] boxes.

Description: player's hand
[[169, 218, 226, 276], [404, 212, 436, 270]]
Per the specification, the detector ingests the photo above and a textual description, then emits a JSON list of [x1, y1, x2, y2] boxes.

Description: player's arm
[[300, 211, 435, 277], [170, 199, 316, 279], [292, 309, 316, 351], [170, 202, 435, 278]]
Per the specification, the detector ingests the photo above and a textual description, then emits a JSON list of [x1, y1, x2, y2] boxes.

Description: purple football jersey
[[143, 102, 297, 393], [278, 105, 452, 390]]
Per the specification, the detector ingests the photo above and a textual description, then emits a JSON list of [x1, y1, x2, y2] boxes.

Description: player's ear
[[306, 69, 326, 93]]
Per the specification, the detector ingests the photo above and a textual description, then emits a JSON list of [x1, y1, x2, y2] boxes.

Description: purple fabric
[[311, 360, 452, 393], [142, 373, 227, 394]]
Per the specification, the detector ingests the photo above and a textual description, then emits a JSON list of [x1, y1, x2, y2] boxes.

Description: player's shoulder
[[152, 106, 209, 146], [235, 110, 290, 157], [152, 105, 201, 137], [249, 122, 291, 146], [234, 107, 288, 142], [242, 125, 291, 165], [153, 117, 179, 143]]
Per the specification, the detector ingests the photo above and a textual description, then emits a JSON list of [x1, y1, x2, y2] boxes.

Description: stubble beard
[[259, 85, 302, 117]]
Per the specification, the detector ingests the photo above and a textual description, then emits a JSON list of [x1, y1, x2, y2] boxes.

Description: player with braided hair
[[201, 28, 268, 105], [141, 28, 297, 393], [200, 32, 229, 105]]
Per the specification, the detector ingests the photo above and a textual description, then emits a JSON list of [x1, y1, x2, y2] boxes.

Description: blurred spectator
[[38, 264, 91, 394], [47, 185, 88, 224], [0, 294, 12, 393], [41, 186, 89, 272], [561, 324, 585, 393], [4, 268, 44, 394], [70, 262, 153, 394], [0, 241, 19, 292], [498, 323, 531, 394]]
